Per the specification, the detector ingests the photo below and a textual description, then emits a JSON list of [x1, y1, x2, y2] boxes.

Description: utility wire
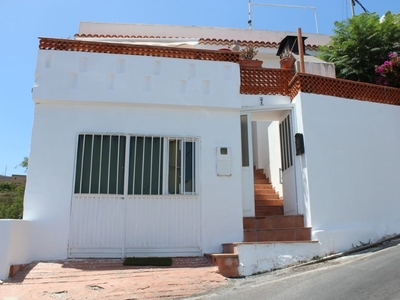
[[352, 0, 370, 13]]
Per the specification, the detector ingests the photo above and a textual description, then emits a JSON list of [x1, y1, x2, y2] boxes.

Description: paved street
[[194, 240, 400, 300]]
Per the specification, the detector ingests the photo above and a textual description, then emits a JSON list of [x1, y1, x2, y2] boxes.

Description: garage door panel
[[69, 195, 124, 258], [69, 195, 201, 257], [125, 196, 201, 250]]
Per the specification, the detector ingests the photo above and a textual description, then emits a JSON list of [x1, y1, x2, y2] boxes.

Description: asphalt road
[[192, 240, 400, 300]]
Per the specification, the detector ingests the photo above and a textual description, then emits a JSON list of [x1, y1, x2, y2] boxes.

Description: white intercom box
[[216, 147, 232, 176]]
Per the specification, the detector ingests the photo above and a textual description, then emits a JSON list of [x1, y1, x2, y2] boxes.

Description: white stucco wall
[[241, 94, 290, 108], [34, 50, 240, 109], [237, 241, 322, 276], [292, 96, 312, 227], [251, 121, 259, 169], [267, 121, 283, 196], [298, 93, 400, 253], [78, 22, 332, 50], [254, 121, 270, 177], [251, 120, 272, 174], [25, 50, 244, 260], [0, 220, 32, 279]]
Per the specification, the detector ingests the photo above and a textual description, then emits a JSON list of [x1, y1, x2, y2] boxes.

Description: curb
[[293, 233, 400, 269]]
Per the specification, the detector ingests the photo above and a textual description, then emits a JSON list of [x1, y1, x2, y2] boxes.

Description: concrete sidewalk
[[0, 258, 227, 299]]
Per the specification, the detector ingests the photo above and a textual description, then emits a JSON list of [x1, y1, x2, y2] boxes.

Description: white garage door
[[68, 134, 201, 258]]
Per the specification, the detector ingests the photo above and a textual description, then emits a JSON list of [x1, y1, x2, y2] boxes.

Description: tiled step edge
[[244, 227, 312, 242], [204, 253, 240, 278]]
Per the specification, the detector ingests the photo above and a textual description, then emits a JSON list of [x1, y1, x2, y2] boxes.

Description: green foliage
[[318, 12, 400, 83], [0, 182, 24, 219], [19, 157, 28, 172], [239, 46, 258, 60]]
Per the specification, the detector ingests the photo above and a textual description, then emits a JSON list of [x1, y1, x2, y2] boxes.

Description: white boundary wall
[[267, 121, 283, 196], [296, 93, 400, 253], [0, 220, 32, 279], [237, 242, 322, 276], [23, 50, 244, 261]]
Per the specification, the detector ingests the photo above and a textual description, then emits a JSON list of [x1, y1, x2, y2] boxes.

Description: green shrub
[[0, 182, 24, 219]]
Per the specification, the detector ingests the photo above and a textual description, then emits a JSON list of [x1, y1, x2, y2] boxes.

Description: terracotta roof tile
[[74, 34, 320, 51], [39, 37, 239, 63], [240, 66, 400, 105]]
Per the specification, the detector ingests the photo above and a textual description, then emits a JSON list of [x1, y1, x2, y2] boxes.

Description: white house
[[1, 22, 400, 279]]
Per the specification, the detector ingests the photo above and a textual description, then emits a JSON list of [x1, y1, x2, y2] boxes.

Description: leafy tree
[[0, 182, 24, 219], [19, 157, 28, 172], [318, 12, 400, 84]]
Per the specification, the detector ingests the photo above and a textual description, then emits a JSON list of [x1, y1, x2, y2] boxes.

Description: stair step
[[254, 169, 265, 175], [255, 200, 283, 207], [253, 168, 284, 217], [254, 189, 277, 195], [255, 194, 280, 200], [222, 243, 238, 254], [255, 206, 284, 216], [254, 175, 270, 181], [254, 179, 270, 184], [243, 215, 305, 230], [244, 227, 311, 242], [254, 184, 274, 190]]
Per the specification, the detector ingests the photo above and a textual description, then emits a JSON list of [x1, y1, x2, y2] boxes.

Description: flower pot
[[280, 57, 296, 70], [239, 59, 263, 68]]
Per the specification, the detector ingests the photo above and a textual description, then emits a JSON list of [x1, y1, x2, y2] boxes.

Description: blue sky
[[1, 0, 399, 175]]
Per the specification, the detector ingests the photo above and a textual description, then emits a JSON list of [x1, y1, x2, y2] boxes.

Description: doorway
[[241, 109, 297, 217]]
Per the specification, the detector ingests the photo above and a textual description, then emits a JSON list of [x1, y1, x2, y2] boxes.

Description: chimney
[[277, 35, 336, 78], [276, 35, 308, 58]]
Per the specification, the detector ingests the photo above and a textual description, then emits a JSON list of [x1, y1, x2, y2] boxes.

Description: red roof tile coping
[[241, 67, 400, 105], [74, 34, 320, 51], [240, 67, 293, 96], [289, 73, 400, 105], [39, 37, 240, 63]]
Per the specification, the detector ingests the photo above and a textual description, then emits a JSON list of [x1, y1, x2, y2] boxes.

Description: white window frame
[[73, 133, 199, 196]]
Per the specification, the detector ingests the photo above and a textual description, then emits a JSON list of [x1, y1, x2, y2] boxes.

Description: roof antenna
[[247, 2, 319, 33], [248, 0, 252, 29]]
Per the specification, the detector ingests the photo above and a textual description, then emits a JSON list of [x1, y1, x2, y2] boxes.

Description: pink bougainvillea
[[375, 52, 400, 88]]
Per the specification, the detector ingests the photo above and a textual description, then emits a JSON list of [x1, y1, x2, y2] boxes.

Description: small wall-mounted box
[[216, 147, 232, 176], [295, 133, 305, 155]]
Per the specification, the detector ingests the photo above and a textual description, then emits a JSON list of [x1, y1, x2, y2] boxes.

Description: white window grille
[[279, 115, 293, 171], [74, 134, 198, 195], [74, 134, 126, 194]]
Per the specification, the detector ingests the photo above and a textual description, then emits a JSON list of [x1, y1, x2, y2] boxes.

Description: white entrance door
[[241, 114, 255, 217], [279, 114, 297, 215]]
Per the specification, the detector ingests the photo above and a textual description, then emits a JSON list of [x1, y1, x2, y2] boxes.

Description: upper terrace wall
[[77, 22, 331, 48], [33, 45, 241, 109]]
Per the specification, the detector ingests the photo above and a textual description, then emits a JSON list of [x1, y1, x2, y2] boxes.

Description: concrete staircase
[[254, 168, 283, 217], [206, 168, 320, 278], [243, 215, 312, 242], [247, 168, 312, 242]]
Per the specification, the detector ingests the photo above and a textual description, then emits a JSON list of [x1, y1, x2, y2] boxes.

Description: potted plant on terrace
[[239, 45, 263, 68], [279, 47, 296, 70]]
